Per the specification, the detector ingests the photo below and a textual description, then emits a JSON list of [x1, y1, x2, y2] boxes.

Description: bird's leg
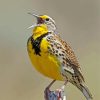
[[44, 80, 56, 93], [44, 80, 56, 100], [61, 80, 68, 91], [46, 80, 56, 90]]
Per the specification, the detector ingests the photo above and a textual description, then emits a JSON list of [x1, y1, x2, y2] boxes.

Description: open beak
[[27, 24, 37, 29], [27, 12, 39, 29], [28, 12, 39, 18]]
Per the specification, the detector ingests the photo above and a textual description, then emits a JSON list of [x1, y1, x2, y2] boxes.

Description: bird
[[27, 12, 93, 100]]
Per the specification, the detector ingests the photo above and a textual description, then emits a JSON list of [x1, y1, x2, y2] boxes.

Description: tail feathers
[[73, 82, 93, 100], [80, 83, 93, 100]]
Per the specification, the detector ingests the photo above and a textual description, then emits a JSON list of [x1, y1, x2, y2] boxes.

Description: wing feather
[[46, 33, 84, 82]]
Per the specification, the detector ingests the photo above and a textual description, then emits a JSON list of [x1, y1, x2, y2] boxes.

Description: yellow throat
[[32, 24, 48, 39]]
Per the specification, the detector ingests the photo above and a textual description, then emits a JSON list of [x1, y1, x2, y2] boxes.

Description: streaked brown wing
[[59, 38, 79, 67], [46, 33, 84, 82]]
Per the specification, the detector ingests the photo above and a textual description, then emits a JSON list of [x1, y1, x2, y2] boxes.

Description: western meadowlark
[[27, 12, 92, 100]]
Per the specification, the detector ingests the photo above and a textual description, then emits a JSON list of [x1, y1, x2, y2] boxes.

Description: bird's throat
[[33, 24, 48, 39]]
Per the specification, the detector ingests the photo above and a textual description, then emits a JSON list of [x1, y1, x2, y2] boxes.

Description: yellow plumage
[[27, 25, 64, 80], [27, 14, 93, 100]]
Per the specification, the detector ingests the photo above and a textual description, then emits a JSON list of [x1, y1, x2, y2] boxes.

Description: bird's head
[[28, 12, 56, 33]]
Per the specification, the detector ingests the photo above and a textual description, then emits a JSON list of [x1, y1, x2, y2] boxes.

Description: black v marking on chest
[[31, 32, 50, 56]]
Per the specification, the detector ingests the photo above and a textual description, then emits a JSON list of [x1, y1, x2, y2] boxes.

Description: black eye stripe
[[45, 18, 49, 21]]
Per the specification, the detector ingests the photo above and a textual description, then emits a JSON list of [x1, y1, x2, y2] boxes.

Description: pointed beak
[[27, 12, 40, 29], [27, 24, 36, 29], [28, 12, 39, 18]]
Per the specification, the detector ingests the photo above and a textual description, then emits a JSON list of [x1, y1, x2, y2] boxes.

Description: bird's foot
[[44, 80, 67, 100], [44, 88, 66, 100]]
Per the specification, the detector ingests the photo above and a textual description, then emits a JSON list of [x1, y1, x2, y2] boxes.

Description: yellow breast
[[27, 38, 64, 81]]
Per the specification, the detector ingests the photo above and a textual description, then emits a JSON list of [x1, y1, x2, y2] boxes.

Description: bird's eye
[[45, 18, 49, 21]]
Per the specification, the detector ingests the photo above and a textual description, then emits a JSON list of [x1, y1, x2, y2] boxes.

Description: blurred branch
[[44, 87, 67, 100]]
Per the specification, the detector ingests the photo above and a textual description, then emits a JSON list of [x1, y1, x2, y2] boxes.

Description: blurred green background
[[0, 0, 100, 100]]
